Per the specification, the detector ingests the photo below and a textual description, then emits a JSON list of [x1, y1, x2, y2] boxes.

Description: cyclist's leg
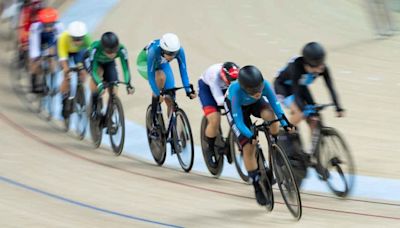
[[102, 60, 118, 96], [75, 49, 89, 83], [161, 63, 175, 116], [28, 33, 41, 92], [89, 63, 104, 116], [252, 98, 280, 135], [199, 79, 220, 155], [226, 99, 266, 204], [150, 68, 166, 126]]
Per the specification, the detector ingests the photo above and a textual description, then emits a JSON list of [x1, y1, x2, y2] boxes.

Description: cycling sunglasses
[[104, 47, 118, 54], [72, 36, 84, 42], [245, 84, 264, 96], [43, 22, 55, 28], [161, 49, 179, 57]]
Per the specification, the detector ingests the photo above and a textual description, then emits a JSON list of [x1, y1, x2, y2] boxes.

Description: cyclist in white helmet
[[57, 20, 92, 119], [136, 33, 196, 137]]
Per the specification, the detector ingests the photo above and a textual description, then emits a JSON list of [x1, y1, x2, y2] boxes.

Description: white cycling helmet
[[68, 21, 88, 38], [160, 33, 180, 53]]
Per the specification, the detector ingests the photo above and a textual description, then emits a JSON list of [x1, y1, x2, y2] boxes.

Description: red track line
[[1, 112, 399, 221]]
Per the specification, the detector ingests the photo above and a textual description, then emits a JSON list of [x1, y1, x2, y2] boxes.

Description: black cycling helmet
[[302, 42, 325, 67], [220, 62, 239, 85], [101, 32, 119, 53], [238, 65, 264, 95]]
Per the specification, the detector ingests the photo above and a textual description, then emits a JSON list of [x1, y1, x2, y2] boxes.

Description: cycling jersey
[[274, 56, 342, 111], [146, 39, 190, 96], [225, 81, 288, 139], [57, 31, 91, 61], [199, 63, 227, 106], [29, 21, 63, 59], [88, 40, 131, 86]]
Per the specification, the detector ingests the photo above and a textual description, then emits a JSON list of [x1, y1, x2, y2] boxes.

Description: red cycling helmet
[[38, 8, 58, 24], [220, 62, 239, 85]]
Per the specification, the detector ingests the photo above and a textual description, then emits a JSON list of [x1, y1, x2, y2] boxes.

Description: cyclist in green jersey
[[88, 32, 134, 114]]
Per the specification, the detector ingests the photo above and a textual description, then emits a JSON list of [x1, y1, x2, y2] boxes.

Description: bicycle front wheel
[[271, 144, 302, 220], [108, 96, 125, 155], [175, 109, 194, 172], [318, 127, 355, 197]]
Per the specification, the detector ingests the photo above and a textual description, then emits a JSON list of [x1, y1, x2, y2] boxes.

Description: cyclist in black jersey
[[274, 42, 344, 154]]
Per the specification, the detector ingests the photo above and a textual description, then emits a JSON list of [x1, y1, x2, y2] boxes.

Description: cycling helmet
[[160, 33, 180, 56], [238, 65, 264, 95], [101, 32, 119, 53], [38, 8, 58, 24], [68, 21, 87, 39], [220, 62, 239, 85], [302, 42, 326, 67]]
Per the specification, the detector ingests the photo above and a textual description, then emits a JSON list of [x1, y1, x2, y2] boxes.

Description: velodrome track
[[0, 0, 399, 227]]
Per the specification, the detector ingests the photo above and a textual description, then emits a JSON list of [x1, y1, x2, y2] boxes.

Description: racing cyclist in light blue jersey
[[224, 65, 293, 206], [139, 33, 196, 137]]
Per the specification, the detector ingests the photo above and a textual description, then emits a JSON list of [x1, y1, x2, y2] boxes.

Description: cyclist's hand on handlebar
[[250, 137, 258, 145], [189, 93, 197, 99], [97, 83, 104, 94], [126, 84, 135, 95], [186, 91, 197, 99]]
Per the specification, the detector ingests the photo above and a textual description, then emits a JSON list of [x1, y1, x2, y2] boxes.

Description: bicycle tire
[[318, 127, 355, 197], [200, 116, 224, 177], [175, 109, 194, 172], [270, 144, 302, 220], [145, 105, 167, 166], [108, 96, 125, 155]]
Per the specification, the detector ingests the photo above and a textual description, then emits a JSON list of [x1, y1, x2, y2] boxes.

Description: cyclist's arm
[[230, 88, 253, 139], [57, 32, 69, 72], [290, 65, 314, 111], [55, 22, 64, 37], [322, 67, 342, 111], [209, 76, 225, 106], [147, 45, 160, 96], [262, 80, 288, 126], [28, 22, 40, 59], [176, 47, 191, 94], [89, 48, 102, 85], [118, 46, 131, 84]]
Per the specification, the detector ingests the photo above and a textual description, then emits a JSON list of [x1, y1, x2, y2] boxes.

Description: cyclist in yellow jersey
[[57, 20, 92, 119]]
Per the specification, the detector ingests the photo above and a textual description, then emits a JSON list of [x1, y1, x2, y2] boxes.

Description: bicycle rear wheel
[[200, 116, 224, 177], [175, 109, 194, 172], [75, 84, 87, 140], [271, 144, 302, 220], [230, 133, 250, 183], [108, 96, 125, 155], [318, 127, 355, 197], [145, 105, 167, 166]]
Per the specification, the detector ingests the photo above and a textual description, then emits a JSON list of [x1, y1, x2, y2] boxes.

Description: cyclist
[[137, 33, 196, 137], [198, 62, 239, 164], [273, 42, 344, 155], [17, 0, 43, 67], [224, 65, 292, 206], [28, 7, 63, 93], [88, 32, 135, 118], [57, 20, 91, 119]]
